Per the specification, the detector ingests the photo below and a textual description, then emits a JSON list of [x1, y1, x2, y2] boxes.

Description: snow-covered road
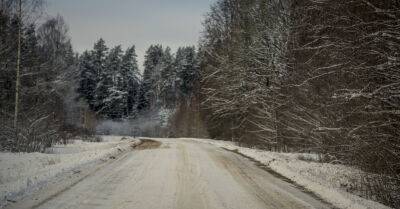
[[6, 138, 332, 209]]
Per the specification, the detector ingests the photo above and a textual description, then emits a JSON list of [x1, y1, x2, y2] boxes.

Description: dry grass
[[133, 139, 162, 150]]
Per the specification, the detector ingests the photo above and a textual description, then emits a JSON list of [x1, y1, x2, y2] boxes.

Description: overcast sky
[[46, 0, 215, 70]]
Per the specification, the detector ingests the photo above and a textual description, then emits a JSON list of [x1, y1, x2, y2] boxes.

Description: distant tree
[[91, 38, 109, 113], [175, 46, 199, 99], [92, 38, 108, 78], [77, 41, 141, 119], [159, 47, 176, 107], [77, 51, 96, 109], [37, 15, 72, 63], [138, 45, 164, 111], [96, 45, 124, 118], [121, 45, 140, 117]]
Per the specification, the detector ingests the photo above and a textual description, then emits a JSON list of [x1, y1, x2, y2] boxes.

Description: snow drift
[[187, 138, 391, 209], [0, 136, 139, 208]]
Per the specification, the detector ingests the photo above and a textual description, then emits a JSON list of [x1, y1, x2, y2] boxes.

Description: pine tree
[[97, 45, 124, 119], [160, 47, 176, 107], [77, 51, 96, 109], [107, 45, 124, 118], [175, 46, 199, 99], [121, 45, 140, 117], [92, 38, 108, 80], [92, 38, 109, 113], [79, 41, 140, 119], [138, 45, 164, 111]]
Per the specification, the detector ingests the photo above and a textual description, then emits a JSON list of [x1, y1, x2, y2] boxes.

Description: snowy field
[[186, 138, 391, 209], [0, 136, 139, 208]]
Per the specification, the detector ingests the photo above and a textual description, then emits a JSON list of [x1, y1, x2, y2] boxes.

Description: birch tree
[[13, 0, 22, 145], [1, 4, 77, 152]]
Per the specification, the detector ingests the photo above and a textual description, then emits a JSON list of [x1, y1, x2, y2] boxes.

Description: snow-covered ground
[[0, 136, 139, 208], [186, 138, 391, 209], [4, 138, 334, 209], [1, 137, 392, 209]]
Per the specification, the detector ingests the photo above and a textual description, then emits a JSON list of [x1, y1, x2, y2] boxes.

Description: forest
[[0, 0, 399, 208], [0, 0, 202, 152], [198, 0, 400, 207]]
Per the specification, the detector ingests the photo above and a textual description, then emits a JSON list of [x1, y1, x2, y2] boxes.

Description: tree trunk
[[14, 0, 22, 146]]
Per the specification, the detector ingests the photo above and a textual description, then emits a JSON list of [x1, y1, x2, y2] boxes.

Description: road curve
[[6, 139, 332, 209]]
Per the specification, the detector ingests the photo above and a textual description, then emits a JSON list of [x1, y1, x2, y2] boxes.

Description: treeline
[[139, 45, 207, 137], [77, 39, 140, 119], [0, 0, 77, 152], [76, 41, 204, 136], [0, 0, 204, 152], [199, 0, 399, 207], [139, 45, 199, 111]]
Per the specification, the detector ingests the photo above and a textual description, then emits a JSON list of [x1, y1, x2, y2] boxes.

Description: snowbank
[[187, 138, 391, 209], [0, 136, 139, 208]]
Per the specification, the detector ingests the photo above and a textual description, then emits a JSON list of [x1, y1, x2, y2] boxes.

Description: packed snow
[[186, 138, 391, 209], [4, 138, 333, 209], [1, 137, 392, 209], [0, 136, 139, 208]]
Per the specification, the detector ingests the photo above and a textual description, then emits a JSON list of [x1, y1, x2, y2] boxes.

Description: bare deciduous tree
[[200, 0, 400, 206]]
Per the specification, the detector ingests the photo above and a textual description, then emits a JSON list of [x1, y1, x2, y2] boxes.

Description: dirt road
[[6, 139, 332, 209]]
